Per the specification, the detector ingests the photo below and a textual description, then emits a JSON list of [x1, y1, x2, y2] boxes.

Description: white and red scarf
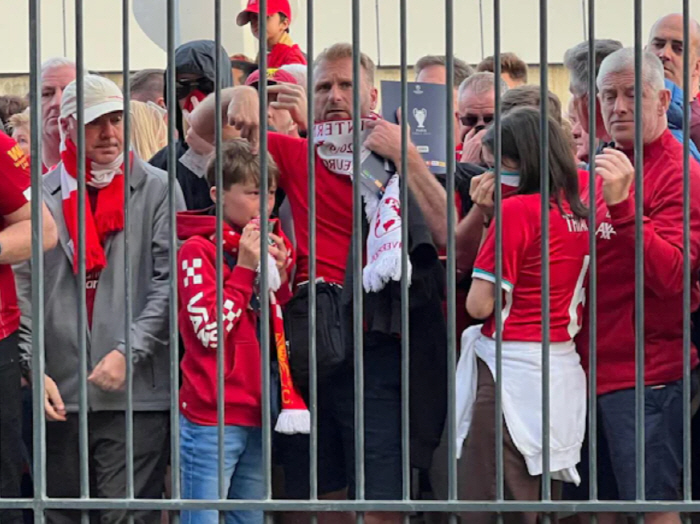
[[216, 220, 310, 434], [313, 117, 412, 292], [59, 138, 131, 273]]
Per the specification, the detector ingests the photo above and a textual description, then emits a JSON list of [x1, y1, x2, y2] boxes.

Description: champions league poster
[[380, 81, 448, 175]]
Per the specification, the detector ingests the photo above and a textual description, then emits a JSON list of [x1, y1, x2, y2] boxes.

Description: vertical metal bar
[[351, 0, 365, 511], [122, 0, 135, 511], [75, 1, 90, 517], [633, 0, 645, 506], [374, 0, 381, 68], [479, 0, 485, 61], [307, 0, 319, 507], [493, 0, 504, 507], [445, 0, 457, 508], [539, 0, 551, 508], [214, 0, 225, 508], [29, 1, 46, 521], [166, 0, 181, 507], [399, 0, 410, 505], [586, 0, 599, 506], [258, 0, 272, 507], [682, 0, 692, 504]]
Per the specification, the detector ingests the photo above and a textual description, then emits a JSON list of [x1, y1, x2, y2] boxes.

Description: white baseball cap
[[60, 74, 124, 124]]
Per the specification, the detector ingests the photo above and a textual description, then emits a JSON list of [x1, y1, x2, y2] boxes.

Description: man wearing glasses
[[149, 40, 233, 211], [456, 72, 507, 165]]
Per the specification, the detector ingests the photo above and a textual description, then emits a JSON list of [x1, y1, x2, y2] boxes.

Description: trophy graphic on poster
[[413, 108, 427, 129], [382, 80, 447, 174]]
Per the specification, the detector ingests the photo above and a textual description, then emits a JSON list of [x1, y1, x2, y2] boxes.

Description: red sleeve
[[178, 238, 256, 351], [268, 43, 307, 68], [268, 132, 306, 193], [0, 133, 30, 216], [472, 197, 534, 293], [608, 165, 700, 298]]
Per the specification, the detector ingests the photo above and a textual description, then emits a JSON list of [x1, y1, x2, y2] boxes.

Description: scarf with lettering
[[216, 219, 309, 434], [60, 138, 131, 273], [313, 117, 411, 292]]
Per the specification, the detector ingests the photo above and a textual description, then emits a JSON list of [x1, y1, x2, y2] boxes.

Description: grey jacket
[[15, 156, 186, 412]]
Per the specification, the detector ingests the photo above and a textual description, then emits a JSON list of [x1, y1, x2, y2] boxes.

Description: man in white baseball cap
[[14, 74, 185, 524]]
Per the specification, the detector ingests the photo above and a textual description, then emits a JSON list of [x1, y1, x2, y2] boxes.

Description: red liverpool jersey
[[473, 193, 590, 343]]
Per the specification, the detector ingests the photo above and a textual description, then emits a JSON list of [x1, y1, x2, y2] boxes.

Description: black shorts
[[564, 372, 698, 501], [276, 336, 403, 501]]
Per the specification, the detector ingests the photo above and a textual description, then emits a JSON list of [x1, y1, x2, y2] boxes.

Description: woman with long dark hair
[[456, 107, 590, 523]]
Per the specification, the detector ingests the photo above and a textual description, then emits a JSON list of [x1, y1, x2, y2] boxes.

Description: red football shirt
[[267, 132, 352, 287], [577, 130, 700, 395], [473, 194, 590, 343], [0, 133, 31, 340]]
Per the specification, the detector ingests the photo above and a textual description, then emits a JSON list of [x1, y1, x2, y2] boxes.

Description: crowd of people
[[0, 1, 700, 524]]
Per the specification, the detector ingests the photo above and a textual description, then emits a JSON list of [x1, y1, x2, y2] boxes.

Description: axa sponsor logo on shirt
[[596, 212, 616, 241], [564, 213, 616, 240]]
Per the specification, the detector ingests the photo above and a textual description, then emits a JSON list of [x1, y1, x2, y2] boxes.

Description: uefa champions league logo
[[413, 108, 427, 130]]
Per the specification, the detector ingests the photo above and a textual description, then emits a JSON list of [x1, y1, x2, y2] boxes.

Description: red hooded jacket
[[176, 209, 293, 427]]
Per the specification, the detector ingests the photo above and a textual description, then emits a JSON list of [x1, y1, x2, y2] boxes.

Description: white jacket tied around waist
[[456, 325, 586, 485]]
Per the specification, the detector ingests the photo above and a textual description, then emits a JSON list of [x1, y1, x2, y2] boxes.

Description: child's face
[[211, 180, 276, 229], [249, 13, 290, 43]]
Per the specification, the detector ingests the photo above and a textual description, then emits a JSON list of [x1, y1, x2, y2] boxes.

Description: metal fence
[[1, 0, 698, 521]]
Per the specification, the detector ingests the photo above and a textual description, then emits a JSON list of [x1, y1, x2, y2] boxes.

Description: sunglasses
[[175, 78, 215, 100], [459, 113, 494, 128]]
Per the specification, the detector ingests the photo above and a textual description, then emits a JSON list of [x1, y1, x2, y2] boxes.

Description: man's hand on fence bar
[[88, 349, 127, 392], [595, 147, 635, 206], [44, 375, 67, 422], [269, 83, 308, 132], [227, 86, 261, 153]]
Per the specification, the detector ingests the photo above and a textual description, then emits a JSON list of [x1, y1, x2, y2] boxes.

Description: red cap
[[236, 0, 292, 26], [245, 68, 298, 87]]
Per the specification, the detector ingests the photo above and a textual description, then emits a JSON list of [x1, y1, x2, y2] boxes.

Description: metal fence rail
[[3, 0, 697, 521]]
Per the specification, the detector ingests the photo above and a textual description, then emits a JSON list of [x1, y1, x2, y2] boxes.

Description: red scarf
[[182, 90, 209, 113], [60, 138, 130, 273], [215, 220, 309, 434]]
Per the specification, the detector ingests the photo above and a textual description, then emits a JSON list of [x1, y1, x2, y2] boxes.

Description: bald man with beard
[[647, 13, 700, 146]]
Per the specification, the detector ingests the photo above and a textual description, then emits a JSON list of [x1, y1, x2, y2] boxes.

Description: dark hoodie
[[150, 40, 233, 211]]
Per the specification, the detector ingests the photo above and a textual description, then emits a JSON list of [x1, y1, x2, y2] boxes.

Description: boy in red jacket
[[176, 139, 293, 524], [236, 0, 307, 68]]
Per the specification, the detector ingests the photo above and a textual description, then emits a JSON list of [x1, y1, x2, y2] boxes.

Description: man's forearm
[[400, 148, 448, 248], [455, 207, 485, 274], [0, 220, 32, 264], [189, 87, 242, 143], [0, 204, 57, 264]]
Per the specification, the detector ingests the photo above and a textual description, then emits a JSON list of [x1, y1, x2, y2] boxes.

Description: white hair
[[597, 47, 665, 92], [457, 71, 507, 101], [280, 64, 308, 92], [563, 39, 623, 96], [41, 57, 76, 79]]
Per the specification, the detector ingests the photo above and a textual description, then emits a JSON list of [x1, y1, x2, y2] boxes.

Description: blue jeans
[[180, 415, 263, 524]]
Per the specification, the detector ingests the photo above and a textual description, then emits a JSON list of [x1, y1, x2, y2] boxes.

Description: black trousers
[[46, 411, 170, 524], [0, 332, 23, 524]]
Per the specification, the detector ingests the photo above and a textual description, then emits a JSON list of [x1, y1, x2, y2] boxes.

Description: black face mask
[[175, 78, 215, 101]]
